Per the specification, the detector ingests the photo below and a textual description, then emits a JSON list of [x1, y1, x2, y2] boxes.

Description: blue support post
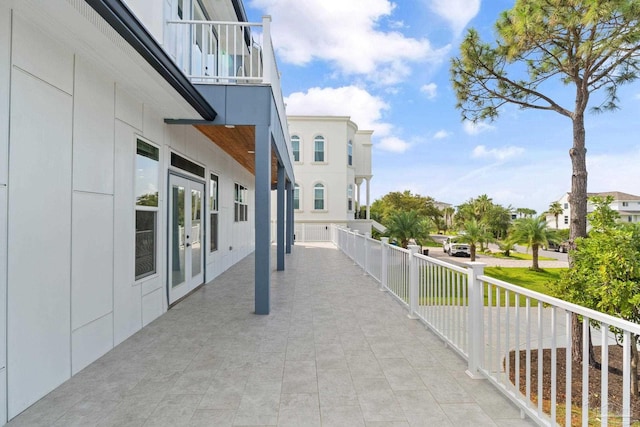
[[277, 164, 285, 271], [286, 179, 293, 254], [255, 126, 271, 315]]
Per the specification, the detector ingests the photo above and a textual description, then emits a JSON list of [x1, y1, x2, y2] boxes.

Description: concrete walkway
[[8, 243, 535, 427]]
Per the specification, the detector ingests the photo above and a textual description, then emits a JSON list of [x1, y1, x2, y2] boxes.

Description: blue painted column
[[276, 164, 285, 271], [255, 125, 271, 315], [286, 179, 293, 254]]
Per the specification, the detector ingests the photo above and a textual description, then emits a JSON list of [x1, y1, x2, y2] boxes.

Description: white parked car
[[442, 236, 471, 257]]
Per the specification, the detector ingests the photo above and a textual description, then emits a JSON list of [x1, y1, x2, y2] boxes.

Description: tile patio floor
[[8, 242, 537, 426]]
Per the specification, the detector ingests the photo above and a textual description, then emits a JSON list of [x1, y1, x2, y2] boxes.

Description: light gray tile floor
[[7, 243, 536, 426]]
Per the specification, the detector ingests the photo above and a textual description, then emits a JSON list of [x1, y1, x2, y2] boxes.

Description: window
[[210, 173, 219, 252], [563, 203, 568, 209], [564, 215, 569, 225], [314, 135, 325, 162], [629, 216, 633, 223], [234, 183, 248, 222], [135, 139, 159, 280], [291, 135, 300, 162], [171, 152, 205, 177], [347, 139, 353, 166], [347, 184, 353, 211], [314, 183, 325, 210], [293, 184, 300, 210], [622, 201, 629, 207]]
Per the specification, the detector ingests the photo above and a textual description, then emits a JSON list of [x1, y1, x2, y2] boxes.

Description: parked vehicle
[[442, 237, 471, 257], [543, 240, 569, 253]]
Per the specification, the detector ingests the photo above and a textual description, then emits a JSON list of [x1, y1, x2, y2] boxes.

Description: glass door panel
[[170, 184, 186, 288], [191, 188, 202, 276], [168, 174, 205, 305]]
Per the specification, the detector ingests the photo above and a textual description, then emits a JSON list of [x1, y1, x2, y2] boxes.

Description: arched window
[[314, 135, 325, 162], [347, 139, 353, 166], [291, 135, 300, 162], [314, 183, 325, 210], [293, 184, 300, 210]]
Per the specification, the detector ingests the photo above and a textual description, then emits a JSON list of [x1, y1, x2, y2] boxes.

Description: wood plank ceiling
[[194, 124, 279, 185]]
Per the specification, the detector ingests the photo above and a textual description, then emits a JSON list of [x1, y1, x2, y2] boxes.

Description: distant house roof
[[587, 191, 640, 201]]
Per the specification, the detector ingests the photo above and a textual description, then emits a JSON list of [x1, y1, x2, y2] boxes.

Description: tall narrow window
[[293, 184, 300, 210], [314, 183, 325, 210], [291, 135, 300, 162], [347, 184, 353, 211], [347, 139, 353, 166], [235, 183, 248, 222], [135, 139, 159, 280], [210, 173, 219, 252], [314, 136, 325, 162]]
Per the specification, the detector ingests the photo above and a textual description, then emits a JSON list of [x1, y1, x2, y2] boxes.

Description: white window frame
[[347, 184, 353, 212], [234, 182, 248, 222], [210, 172, 219, 252], [313, 182, 326, 211], [347, 139, 353, 166], [313, 135, 326, 163], [291, 135, 301, 163], [134, 137, 160, 281], [293, 183, 301, 211]]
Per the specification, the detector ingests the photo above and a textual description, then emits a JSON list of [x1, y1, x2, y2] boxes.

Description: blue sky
[[246, 0, 640, 213]]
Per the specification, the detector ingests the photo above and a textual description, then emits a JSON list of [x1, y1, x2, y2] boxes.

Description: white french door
[[168, 174, 205, 304]]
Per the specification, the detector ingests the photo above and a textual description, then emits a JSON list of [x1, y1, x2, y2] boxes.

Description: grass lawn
[[486, 251, 556, 261], [483, 266, 567, 305]]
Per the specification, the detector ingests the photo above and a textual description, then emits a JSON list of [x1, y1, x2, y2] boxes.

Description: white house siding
[[1, 3, 256, 421], [0, 4, 10, 424]]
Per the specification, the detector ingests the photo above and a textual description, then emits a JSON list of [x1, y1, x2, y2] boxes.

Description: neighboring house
[[282, 116, 373, 241], [0, 0, 293, 422], [546, 191, 640, 229]]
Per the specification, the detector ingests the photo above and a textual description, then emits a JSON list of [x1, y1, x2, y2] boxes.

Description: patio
[[8, 243, 535, 427]]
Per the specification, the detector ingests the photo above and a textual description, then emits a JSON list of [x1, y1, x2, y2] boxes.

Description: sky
[[245, 0, 640, 214]]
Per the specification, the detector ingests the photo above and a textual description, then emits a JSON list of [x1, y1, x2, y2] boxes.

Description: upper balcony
[[164, 16, 291, 160]]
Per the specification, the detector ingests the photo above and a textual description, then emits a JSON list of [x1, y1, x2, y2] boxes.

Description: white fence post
[[363, 232, 370, 275], [262, 16, 272, 83], [380, 237, 389, 292], [352, 231, 359, 264], [466, 261, 486, 379], [407, 245, 420, 319]]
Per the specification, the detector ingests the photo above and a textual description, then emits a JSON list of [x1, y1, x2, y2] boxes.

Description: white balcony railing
[[333, 225, 640, 427], [165, 16, 290, 156]]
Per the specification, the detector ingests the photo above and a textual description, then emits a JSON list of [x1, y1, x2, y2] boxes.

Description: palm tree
[[386, 211, 431, 248], [547, 201, 564, 229], [457, 219, 492, 261], [511, 215, 557, 270], [473, 194, 493, 219], [442, 206, 455, 231]]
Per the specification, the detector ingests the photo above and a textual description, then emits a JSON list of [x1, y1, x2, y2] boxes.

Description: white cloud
[[378, 136, 411, 153], [429, 0, 481, 35], [587, 148, 640, 195], [285, 86, 392, 136], [250, 0, 447, 84], [420, 83, 438, 99], [433, 129, 451, 139], [472, 145, 525, 161], [463, 120, 495, 135]]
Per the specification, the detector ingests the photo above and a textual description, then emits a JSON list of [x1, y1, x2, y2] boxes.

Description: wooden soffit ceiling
[[194, 124, 278, 184]]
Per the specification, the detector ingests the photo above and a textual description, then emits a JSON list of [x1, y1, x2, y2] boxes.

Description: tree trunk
[[470, 244, 476, 261], [532, 244, 539, 270], [555, 215, 559, 229], [569, 111, 589, 363]]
